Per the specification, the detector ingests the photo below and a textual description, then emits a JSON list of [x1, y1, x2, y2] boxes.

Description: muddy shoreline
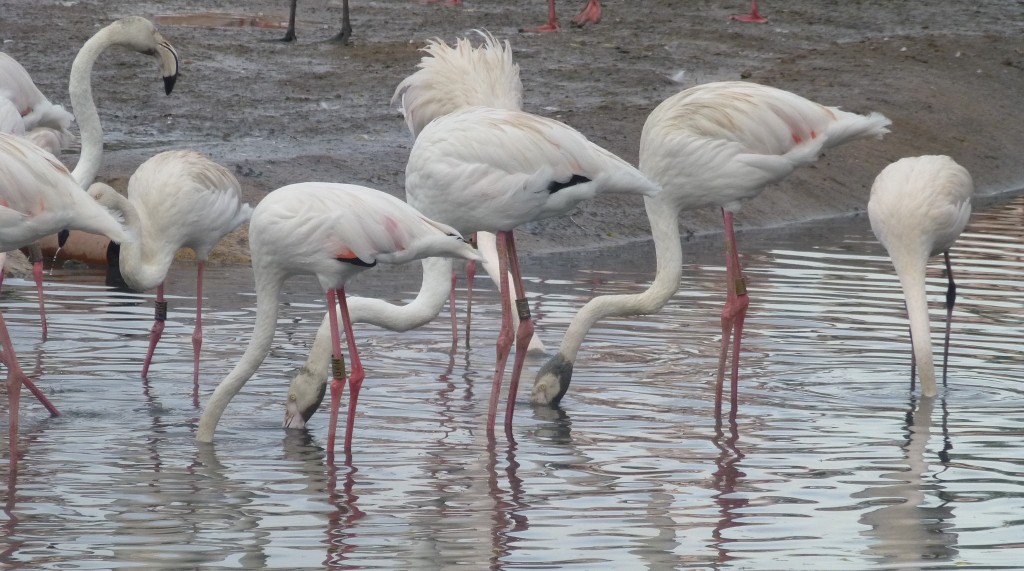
[[2, 0, 1022, 273]]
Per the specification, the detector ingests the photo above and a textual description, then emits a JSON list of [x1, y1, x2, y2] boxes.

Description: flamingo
[[0, 132, 127, 441], [0, 18, 178, 339], [87, 151, 252, 388], [405, 106, 660, 434], [868, 155, 973, 397], [195, 182, 480, 455], [731, 1, 768, 24], [531, 81, 891, 411]]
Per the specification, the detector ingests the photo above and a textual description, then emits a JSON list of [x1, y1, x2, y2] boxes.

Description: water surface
[[3, 196, 1024, 569]]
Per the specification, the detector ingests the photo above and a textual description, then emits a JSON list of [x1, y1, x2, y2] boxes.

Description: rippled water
[[3, 195, 1024, 569]]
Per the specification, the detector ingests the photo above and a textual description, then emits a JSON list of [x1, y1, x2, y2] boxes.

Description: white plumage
[[533, 81, 891, 409], [0, 52, 75, 154], [197, 183, 480, 454], [868, 155, 973, 396], [0, 132, 127, 427], [89, 150, 251, 386]]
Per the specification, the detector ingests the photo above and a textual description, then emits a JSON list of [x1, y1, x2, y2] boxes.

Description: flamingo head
[[283, 365, 328, 429], [531, 353, 574, 406], [106, 17, 180, 95]]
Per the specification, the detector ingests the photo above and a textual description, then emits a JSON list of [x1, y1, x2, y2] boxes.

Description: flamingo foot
[[570, 0, 602, 27], [520, 20, 561, 33], [731, 1, 768, 23]]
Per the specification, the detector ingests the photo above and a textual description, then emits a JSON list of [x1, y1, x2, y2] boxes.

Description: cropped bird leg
[[1, 312, 61, 436], [464, 235, 477, 349], [503, 232, 535, 431], [337, 288, 365, 453], [29, 244, 47, 340], [487, 231, 516, 434], [520, 0, 561, 33], [141, 283, 167, 378], [326, 0, 353, 44], [731, 0, 768, 23], [192, 261, 205, 390], [570, 0, 602, 27], [942, 249, 956, 386], [325, 289, 346, 461], [716, 209, 749, 412], [449, 269, 459, 346]]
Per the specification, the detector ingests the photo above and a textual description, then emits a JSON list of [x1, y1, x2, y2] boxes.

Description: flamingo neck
[[286, 257, 454, 408], [894, 255, 936, 396], [557, 194, 682, 360], [69, 26, 116, 188], [196, 268, 284, 442]]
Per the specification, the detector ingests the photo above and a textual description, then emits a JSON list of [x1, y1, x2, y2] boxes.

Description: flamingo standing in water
[[531, 81, 890, 411], [405, 106, 660, 434], [868, 155, 973, 396], [0, 18, 179, 338], [0, 133, 127, 442], [195, 183, 480, 455], [283, 32, 546, 427], [88, 151, 252, 388]]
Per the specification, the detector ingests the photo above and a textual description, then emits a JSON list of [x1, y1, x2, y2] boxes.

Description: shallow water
[[3, 195, 1024, 570]]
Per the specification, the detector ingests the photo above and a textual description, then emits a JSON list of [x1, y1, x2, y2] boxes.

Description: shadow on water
[[3, 196, 1024, 568]]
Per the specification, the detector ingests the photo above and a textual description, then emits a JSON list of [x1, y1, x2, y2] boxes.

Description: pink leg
[[464, 252, 477, 349], [521, 0, 560, 32], [502, 233, 535, 433], [731, 0, 768, 23], [29, 244, 47, 340], [141, 283, 167, 379], [192, 262, 205, 392], [449, 270, 459, 347], [486, 231, 516, 435], [570, 0, 602, 27], [1, 311, 60, 425], [715, 209, 749, 412], [325, 289, 346, 463], [337, 288, 365, 453]]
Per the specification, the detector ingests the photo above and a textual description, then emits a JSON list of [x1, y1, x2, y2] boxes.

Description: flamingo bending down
[[88, 151, 252, 387], [196, 183, 480, 455], [0, 133, 127, 439], [532, 81, 890, 410], [405, 106, 660, 434], [0, 18, 178, 339], [868, 155, 973, 396]]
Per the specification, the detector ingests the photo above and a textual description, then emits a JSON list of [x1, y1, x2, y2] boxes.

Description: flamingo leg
[[1, 311, 60, 425], [29, 244, 47, 340], [464, 241, 477, 350], [904, 300, 917, 390], [337, 288, 365, 453], [449, 269, 459, 347], [502, 232, 535, 433], [715, 209, 749, 412], [192, 261, 205, 392], [520, 0, 561, 33], [942, 249, 956, 387], [141, 283, 167, 379], [279, 0, 298, 41], [325, 289, 346, 462], [731, 0, 768, 23], [486, 231, 515, 435], [327, 0, 353, 44], [570, 0, 602, 27]]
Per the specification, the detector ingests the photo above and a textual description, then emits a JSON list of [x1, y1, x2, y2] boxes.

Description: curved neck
[[556, 195, 683, 360], [69, 26, 115, 187], [196, 267, 284, 442], [290, 257, 454, 390]]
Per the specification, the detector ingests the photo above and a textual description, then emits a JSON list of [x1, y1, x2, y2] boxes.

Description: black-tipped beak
[[57, 229, 70, 248], [164, 72, 177, 95]]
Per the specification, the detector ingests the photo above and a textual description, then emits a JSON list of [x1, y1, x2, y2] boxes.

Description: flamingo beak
[[155, 38, 180, 95]]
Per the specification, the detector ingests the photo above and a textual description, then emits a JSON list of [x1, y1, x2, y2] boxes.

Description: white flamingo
[[532, 81, 891, 410], [0, 133, 127, 434], [405, 106, 660, 434], [0, 52, 75, 154], [283, 32, 543, 427], [868, 155, 973, 397], [0, 18, 178, 338], [88, 151, 252, 387], [195, 183, 480, 456]]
